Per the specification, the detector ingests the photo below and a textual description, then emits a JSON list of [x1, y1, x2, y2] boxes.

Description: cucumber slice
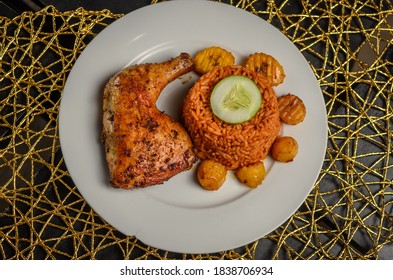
[[210, 75, 262, 124]]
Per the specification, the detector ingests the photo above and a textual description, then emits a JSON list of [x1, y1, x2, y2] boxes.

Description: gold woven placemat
[[0, 0, 392, 259]]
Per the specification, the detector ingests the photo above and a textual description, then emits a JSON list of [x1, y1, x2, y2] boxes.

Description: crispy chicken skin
[[102, 53, 197, 189]]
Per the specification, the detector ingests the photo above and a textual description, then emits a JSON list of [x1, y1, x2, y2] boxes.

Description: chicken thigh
[[102, 53, 196, 189]]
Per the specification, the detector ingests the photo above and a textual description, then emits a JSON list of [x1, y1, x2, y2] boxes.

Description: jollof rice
[[182, 65, 281, 169]]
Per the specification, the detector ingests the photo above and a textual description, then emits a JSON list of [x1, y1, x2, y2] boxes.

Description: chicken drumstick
[[102, 53, 197, 189]]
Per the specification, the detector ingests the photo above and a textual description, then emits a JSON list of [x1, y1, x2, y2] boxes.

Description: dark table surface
[[1, 0, 393, 260], [0, 0, 152, 17]]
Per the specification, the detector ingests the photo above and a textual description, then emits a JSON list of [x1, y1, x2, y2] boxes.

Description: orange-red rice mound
[[182, 65, 281, 170]]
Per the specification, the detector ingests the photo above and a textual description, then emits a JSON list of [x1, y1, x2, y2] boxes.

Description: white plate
[[59, 0, 327, 254]]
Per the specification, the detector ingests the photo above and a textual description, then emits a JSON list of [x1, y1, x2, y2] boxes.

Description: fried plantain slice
[[194, 46, 235, 75], [244, 52, 285, 86], [277, 93, 306, 125], [271, 136, 298, 162]]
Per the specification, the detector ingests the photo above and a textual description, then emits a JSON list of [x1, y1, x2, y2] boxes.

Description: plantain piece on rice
[[244, 52, 285, 86], [194, 46, 235, 75], [277, 93, 306, 125]]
